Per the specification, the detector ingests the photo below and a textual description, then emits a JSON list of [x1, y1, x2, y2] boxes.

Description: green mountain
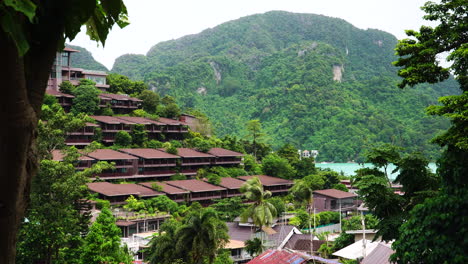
[[66, 44, 108, 72], [111, 11, 458, 162]]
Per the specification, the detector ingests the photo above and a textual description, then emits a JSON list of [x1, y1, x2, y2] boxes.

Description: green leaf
[[0, 8, 29, 56], [4, 0, 36, 22]]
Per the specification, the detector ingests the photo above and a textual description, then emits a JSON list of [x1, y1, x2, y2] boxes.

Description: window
[[86, 75, 106, 85], [61, 52, 69, 66]]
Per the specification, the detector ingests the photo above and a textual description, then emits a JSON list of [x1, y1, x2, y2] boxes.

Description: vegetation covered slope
[[112, 11, 458, 162], [67, 44, 108, 72]]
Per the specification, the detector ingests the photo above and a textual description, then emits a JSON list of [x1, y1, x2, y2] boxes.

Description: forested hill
[[67, 44, 108, 72], [111, 11, 459, 162]]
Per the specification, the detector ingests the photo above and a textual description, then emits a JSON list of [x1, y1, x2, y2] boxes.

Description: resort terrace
[[84, 149, 138, 179], [87, 182, 163, 204], [120, 148, 179, 179], [207, 147, 244, 165], [214, 177, 246, 198], [51, 149, 94, 170], [138, 182, 189, 203], [162, 148, 215, 175], [165, 179, 226, 203]]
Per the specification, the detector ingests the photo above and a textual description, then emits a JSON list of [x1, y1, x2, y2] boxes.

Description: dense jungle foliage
[[107, 11, 459, 162], [67, 44, 109, 72]]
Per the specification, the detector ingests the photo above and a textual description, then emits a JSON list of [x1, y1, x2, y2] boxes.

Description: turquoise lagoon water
[[315, 162, 437, 180]]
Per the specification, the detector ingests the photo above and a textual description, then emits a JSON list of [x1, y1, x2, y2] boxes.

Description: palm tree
[[290, 174, 324, 212], [147, 219, 183, 264], [240, 177, 277, 233], [245, 237, 265, 257], [290, 176, 324, 255], [176, 208, 229, 264], [290, 179, 314, 212]]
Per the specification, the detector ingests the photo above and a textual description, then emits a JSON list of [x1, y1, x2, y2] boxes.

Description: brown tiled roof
[[99, 93, 143, 102], [166, 179, 226, 192], [116, 116, 164, 125], [158, 117, 186, 125], [283, 234, 326, 252], [85, 122, 99, 127], [139, 182, 189, 195], [238, 175, 293, 186], [51, 150, 94, 161], [313, 189, 357, 199], [63, 47, 80, 52], [90, 115, 136, 125], [119, 148, 179, 159], [207, 148, 244, 157], [160, 148, 215, 158], [85, 149, 138, 160], [217, 177, 246, 189], [45, 89, 75, 98], [87, 182, 162, 197]]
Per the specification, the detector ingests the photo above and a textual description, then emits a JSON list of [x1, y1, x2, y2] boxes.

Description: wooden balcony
[[181, 162, 211, 166], [140, 163, 177, 168], [141, 170, 176, 176], [190, 193, 222, 201]]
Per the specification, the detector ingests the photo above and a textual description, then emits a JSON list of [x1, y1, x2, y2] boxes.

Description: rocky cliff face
[[111, 11, 458, 161]]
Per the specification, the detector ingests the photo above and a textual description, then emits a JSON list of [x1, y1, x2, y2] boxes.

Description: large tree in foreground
[[0, 1, 128, 263], [391, 0, 468, 262]]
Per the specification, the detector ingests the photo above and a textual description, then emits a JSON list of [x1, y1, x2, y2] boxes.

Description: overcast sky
[[70, 0, 434, 70]]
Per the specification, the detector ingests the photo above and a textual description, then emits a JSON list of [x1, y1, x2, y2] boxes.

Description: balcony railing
[[141, 163, 177, 168], [190, 195, 222, 201], [98, 172, 134, 177], [141, 170, 176, 176], [212, 160, 242, 165]]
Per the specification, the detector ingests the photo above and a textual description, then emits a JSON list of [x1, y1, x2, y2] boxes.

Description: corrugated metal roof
[[361, 243, 394, 264], [248, 249, 306, 264], [227, 222, 295, 244], [283, 234, 326, 252]]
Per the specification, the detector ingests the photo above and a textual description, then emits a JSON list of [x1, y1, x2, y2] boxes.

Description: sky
[[70, 0, 434, 70]]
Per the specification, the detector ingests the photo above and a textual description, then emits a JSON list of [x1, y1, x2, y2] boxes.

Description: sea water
[[315, 162, 437, 180]]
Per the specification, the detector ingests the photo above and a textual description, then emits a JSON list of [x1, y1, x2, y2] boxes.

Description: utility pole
[[339, 199, 342, 233], [361, 210, 367, 258]]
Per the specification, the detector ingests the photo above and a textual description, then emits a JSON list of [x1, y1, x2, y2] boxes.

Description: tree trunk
[[0, 22, 62, 263]]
